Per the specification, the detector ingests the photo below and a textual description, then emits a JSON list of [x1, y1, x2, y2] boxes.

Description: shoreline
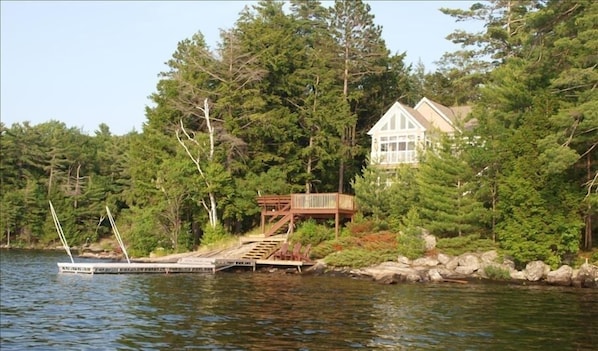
[[3, 245, 597, 289]]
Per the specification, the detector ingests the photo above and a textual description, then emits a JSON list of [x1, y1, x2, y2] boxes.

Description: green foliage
[[2, 0, 596, 263], [417, 134, 488, 238], [436, 235, 498, 257], [353, 163, 418, 229], [123, 206, 164, 257], [200, 223, 231, 246], [325, 248, 397, 268], [292, 219, 335, 246], [484, 265, 511, 281], [396, 208, 426, 259]]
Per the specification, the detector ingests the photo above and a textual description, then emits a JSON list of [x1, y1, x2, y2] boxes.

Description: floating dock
[[57, 257, 311, 275], [57, 258, 256, 275]]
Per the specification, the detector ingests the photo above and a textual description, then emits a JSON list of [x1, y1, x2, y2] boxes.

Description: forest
[[1, 0, 596, 267]]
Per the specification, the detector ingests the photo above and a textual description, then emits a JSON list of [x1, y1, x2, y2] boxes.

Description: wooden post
[[335, 212, 339, 239]]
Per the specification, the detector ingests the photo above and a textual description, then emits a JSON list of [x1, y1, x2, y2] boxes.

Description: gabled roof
[[414, 97, 472, 126], [367, 101, 430, 135]]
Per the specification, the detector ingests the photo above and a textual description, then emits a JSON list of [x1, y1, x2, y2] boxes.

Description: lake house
[[367, 97, 472, 168]]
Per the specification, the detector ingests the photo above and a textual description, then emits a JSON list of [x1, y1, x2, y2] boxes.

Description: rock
[[422, 233, 437, 250], [573, 263, 598, 288], [524, 261, 550, 282], [456, 253, 480, 274], [428, 269, 444, 282], [397, 255, 411, 266], [480, 250, 498, 263], [445, 257, 460, 270], [510, 270, 526, 280], [304, 261, 327, 275], [412, 257, 439, 267], [365, 263, 423, 283], [437, 253, 452, 265], [546, 265, 573, 286], [502, 258, 516, 270], [458, 253, 480, 268], [455, 265, 477, 275]]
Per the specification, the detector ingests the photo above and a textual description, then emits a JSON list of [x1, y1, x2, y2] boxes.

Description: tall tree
[[329, 0, 389, 193], [438, 0, 539, 104]]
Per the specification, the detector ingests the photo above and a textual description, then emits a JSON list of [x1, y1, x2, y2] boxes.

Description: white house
[[367, 97, 472, 167]]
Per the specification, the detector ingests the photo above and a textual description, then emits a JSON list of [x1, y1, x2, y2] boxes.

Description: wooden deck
[[257, 193, 356, 237]]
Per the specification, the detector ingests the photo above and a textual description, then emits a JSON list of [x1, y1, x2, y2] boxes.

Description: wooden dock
[[57, 257, 312, 275], [57, 258, 255, 275]]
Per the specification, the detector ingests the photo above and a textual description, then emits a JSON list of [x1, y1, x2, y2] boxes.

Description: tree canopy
[[1, 0, 595, 264]]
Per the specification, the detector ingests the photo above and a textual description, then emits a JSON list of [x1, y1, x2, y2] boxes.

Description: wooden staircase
[[242, 240, 282, 260], [265, 213, 292, 237]]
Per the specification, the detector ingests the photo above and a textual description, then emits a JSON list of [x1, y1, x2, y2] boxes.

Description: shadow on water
[[1, 249, 597, 350]]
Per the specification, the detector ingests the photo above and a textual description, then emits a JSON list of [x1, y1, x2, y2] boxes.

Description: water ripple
[[2, 250, 597, 350]]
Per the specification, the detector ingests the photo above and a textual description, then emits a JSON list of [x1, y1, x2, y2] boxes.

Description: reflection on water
[[1, 249, 597, 350]]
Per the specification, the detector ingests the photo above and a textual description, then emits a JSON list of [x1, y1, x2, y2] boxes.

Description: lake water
[[1, 249, 597, 350]]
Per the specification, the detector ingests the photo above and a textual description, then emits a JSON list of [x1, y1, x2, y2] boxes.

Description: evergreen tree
[[417, 134, 487, 237], [329, 0, 389, 193]]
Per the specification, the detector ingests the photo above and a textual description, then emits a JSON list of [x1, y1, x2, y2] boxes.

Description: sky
[[1, 1, 480, 136]]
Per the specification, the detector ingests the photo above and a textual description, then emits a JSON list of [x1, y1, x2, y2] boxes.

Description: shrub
[[311, 236, 359, 259], [345, 215, 375, 235], [200, 223, 231, 246], [436, 234, 498, 256], [358, 232, 398, 251], [484, 265, 511, 280], [397, 232, 425, 260], [292, 219, 335, 246], [325, 248, 397, 268]]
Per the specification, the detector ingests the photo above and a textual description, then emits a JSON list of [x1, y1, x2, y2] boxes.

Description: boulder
[[480, 250, 498, 263], [455, 265, 477, 275], [437, 253, 452, 265], [458, 253, 480, 269], [445, 256, 460, 270], [457, 253, 480, 274], [428, 269, 444, 282], [365, 262, 423, 284], [524, 261, 550, 282], [397, 255, 412, 266], [422, 232, 437, 250], [510, 270, 526, 280], [502, 257, 516, 270], [546, 265, 573, 286], [304, 261, 327, 275], [412, 257, 439, 267], [573, 263, 598, 288]]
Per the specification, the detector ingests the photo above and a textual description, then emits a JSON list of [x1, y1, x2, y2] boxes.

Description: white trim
[[367, 102, 426, 136]]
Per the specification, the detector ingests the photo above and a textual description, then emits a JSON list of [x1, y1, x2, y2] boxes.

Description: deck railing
[[291, 193, 355, 211]]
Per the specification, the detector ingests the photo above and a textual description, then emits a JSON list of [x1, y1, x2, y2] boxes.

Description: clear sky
[[1, 1, 478, 136]]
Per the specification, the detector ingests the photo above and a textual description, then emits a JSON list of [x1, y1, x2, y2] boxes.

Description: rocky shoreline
[[304, 250, 598, 289], [5, 242, 597, 288]]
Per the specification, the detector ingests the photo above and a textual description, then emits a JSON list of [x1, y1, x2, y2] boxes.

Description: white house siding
[[368, 103, 427, 166], [414, 101, 455, 133]]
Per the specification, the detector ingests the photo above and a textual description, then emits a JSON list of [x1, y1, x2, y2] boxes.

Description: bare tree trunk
[[338, 43, 350, 194], [176, 98, 219, 229], [74, 163, 81, 208], [306, 136, 313, 194], [584, 154, 594, 249]]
